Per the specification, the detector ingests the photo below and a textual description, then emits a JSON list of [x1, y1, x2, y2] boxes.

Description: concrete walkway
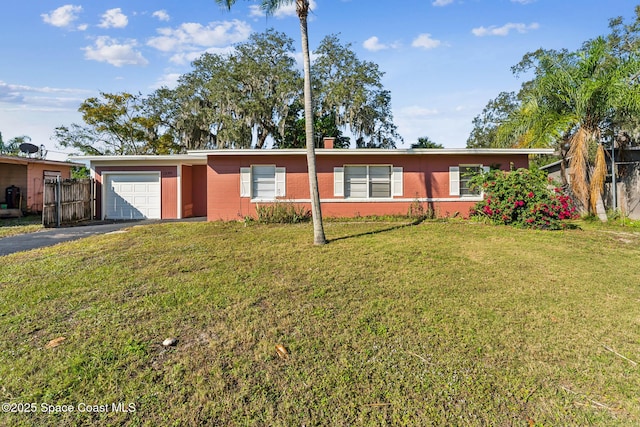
[[0, 218, 205, 256]]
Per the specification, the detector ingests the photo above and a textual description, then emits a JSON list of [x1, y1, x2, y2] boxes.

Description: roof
[[75, 148, 555, 165], [191, 148, 555, 156], [73, 154, 208, 165], [0, 155, 83, 167]]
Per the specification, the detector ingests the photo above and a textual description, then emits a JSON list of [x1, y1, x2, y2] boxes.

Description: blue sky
[[0, 0, 636, 159]]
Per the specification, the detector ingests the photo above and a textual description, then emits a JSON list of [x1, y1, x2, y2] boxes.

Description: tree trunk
[[595, 192, 608, 222], [297, 2, 326, 245]]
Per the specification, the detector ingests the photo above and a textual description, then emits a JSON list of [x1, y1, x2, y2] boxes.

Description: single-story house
[[0, 155, 79, 213], [541, 146, 640, 219], [78, 144, 553, 221]]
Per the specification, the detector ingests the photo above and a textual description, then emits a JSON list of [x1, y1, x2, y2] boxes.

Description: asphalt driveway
[[0, 218, 204, 256]]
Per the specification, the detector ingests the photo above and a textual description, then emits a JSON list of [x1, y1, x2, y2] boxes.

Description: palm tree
[[498, 38, 640, 218], [215, 0, 327, 245]]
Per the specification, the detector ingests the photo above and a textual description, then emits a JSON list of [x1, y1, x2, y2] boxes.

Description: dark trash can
[[5, 185, 20, 209]]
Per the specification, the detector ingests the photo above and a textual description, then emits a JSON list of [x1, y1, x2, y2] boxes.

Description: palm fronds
[[567, 127, 591, 209], [589, 142, 608, 213]]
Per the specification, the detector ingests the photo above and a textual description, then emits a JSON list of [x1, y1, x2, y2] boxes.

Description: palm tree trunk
[[297, 1, 326, 245]]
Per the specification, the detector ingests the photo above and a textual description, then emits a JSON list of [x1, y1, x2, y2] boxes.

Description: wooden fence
[[43, 178, 94, 227]]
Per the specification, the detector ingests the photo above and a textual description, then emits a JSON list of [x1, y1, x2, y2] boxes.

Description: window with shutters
[[240, 166, 285, 200], [449, 165, 488, 196], [334, 165, 402, 198]]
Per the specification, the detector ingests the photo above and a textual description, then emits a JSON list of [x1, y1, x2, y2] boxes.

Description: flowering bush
[[469, 168, 578, 230]]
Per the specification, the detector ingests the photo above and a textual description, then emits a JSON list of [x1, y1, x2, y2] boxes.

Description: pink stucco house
[[0, 155, 79, 213], [79, 146, 553, 221]]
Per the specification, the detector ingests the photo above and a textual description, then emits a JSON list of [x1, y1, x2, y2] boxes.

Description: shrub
[[255, 202, 311, 224], [469, 168, 578, 230], [407, 198, 436, 220]]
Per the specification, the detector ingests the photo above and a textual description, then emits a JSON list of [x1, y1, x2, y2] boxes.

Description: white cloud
[[0, 81, 25, 103], [147, 20, 252, 63], [411, 33, 441, 49], [249, 0, 317, 18], [83, 37, 149, 67], [432, 0, 454, 6], [249, 5, 265, 18], [399, 105, 439, 118], [41, 5, 86, 30], [472, 22, 539, 37], [152, 10, 170, 22], [169, 47, 236, 65], [511, 0, 536, 3], [98, 8, 128, 29], [0, 80, 91, 109], [150, 73, 182, 89], [363, 36, 393, 52]]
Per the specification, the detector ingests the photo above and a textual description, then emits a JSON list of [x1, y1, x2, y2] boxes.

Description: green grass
[[1, 220, 640, 426], [0, 215, 42, 238]]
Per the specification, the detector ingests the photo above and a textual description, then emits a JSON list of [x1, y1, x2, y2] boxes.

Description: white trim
[[189, 148, 555, 156], [245, 197, 484, 204], [449, 166, 460, 196], [177, 165, 182, 219], [334, 167, 344, 197], [240, 168, 251, 197], [75, 154, 207, 163], [392, 167, 403, 196], [275, 167, 286, 197], [101, 171, 162, 220]]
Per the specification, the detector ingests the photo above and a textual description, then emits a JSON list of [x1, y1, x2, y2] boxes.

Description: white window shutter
[[240, 167, 251, 197], [275, 167, 286, 197], [334, 167, 344, 197], [449, 166, 460, 196], [392, 167, 403, 196]]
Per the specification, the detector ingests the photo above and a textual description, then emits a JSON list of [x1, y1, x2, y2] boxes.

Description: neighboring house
[[0, 155, 79, 213], [79, 144, 552, 221], [541, 146, 640, 219]]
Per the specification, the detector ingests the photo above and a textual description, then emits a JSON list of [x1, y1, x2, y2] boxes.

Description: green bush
[[469, 168, 578, 230], [255, 202, 311, 224]]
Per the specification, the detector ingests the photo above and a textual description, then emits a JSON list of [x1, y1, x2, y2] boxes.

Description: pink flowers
[[470, 167, 578, 230]]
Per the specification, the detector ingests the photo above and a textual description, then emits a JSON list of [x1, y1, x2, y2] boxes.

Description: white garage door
[[104, 173, 161, 219]]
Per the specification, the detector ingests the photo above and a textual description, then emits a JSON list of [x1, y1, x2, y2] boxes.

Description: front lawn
[[1, 220, 639, 426]]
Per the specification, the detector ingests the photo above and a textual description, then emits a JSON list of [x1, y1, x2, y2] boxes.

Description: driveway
[[0, 218, 204, 256]]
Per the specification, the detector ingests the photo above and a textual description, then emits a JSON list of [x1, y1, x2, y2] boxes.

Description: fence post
[[56, 176, 62, 228], [91, 178, 95, 220], [42, 179, 48, 227]]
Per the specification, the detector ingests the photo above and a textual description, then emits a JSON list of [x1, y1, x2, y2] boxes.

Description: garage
[[104, 173, 161, 219]]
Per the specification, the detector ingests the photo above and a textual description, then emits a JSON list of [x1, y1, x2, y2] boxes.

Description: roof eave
[[189, 148, 556, 156]]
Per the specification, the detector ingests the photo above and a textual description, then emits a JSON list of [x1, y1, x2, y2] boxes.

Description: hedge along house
[[81, 155, 208, 220], [79, 145, 553, 221]]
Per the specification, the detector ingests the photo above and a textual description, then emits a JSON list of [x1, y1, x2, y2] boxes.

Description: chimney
[[323, 137, 335, 149]]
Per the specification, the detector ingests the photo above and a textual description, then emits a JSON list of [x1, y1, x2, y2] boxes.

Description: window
[[449, 165, 488, 196], [334, 165, 403, 198], [240, 166, 285, 199]]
